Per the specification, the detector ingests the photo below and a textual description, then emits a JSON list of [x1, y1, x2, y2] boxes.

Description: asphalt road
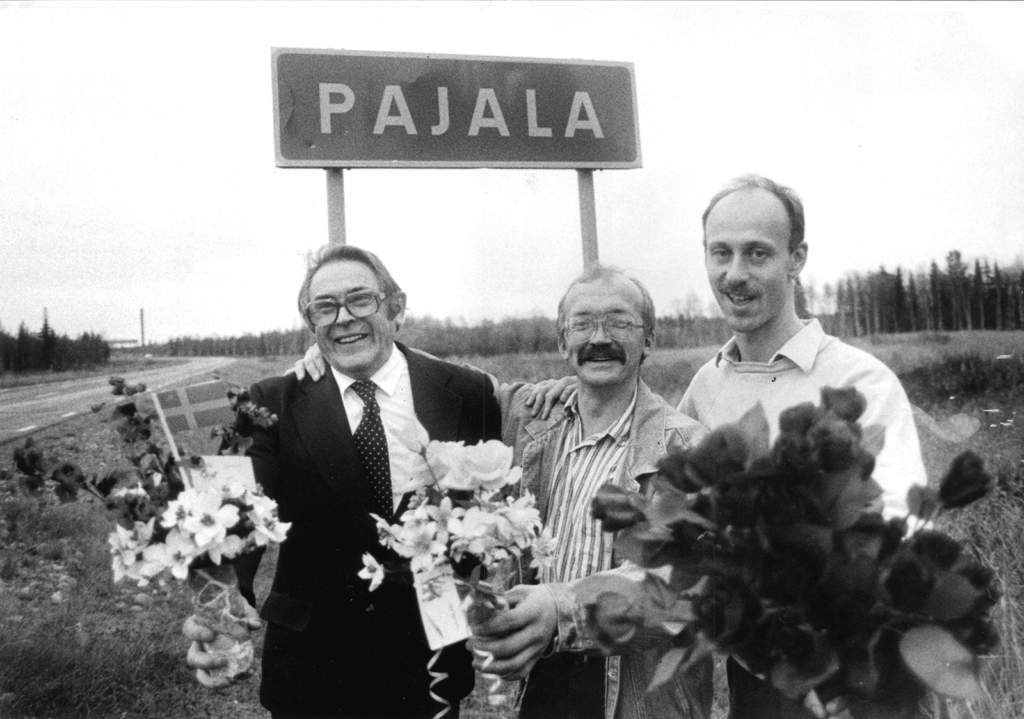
[[0, 357, 233, 444]]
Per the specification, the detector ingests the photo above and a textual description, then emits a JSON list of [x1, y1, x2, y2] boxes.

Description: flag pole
[[150, 392, 192, 489]]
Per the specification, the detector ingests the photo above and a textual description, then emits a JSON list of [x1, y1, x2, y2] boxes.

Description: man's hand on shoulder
[[287, 344, 326, 382], [522, 376, 576, 420], [467, 584, 557, 680]]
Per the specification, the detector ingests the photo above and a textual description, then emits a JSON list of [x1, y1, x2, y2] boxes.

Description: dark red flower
[[694, 573, 761, 648], [911, 530, 961, 570], [778, 402, 822, 436], [883, 555, 934, 612], [686, 426, 750, 486], [938, 451, 993, 509], [591, 484, 647, 531], [821, 386, 867, 423], [809, 417, 860, 472]]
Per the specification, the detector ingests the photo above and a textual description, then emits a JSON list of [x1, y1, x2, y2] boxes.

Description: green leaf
[[611, 524, 651, 566], [735, 401, 771, 461], [861, 424, 886, 457], [899, 625, 982, 699], [823, 470, 883, 530], [647, 647, 687, 690], [641, 570, 678, 610], [647, 478, 716, 531], [906, 484, 939, 519], [769, 650, 840, 700], [646, 638, 713, 692], [923, 571, 984, 621]]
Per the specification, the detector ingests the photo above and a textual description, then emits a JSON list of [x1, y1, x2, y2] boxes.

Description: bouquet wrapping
[[579, 386, 998, 718]]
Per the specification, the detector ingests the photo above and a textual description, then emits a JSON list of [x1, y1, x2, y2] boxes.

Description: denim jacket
[[500, 379, 713, 719]]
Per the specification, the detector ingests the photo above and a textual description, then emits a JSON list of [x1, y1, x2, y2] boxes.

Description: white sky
[[2, 1, 1023, 343]]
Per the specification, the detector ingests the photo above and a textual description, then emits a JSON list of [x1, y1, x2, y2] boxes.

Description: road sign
[[273, 48, 641, 169]]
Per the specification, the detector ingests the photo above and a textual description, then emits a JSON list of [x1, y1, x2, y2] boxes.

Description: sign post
[[272, 48, 641, 262], [325, 168, 346, 246]]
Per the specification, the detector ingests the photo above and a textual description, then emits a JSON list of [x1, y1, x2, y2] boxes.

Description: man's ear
[[556, 330, 570, 361], [390, 292, 408, 330], [788, 242, 808, 280], [640, 331, 654, 364]]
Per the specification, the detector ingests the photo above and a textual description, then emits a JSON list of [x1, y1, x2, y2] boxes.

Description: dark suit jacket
[[240, 344, 501, 718]]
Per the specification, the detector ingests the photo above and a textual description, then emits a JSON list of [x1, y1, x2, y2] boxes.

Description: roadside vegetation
[[0, 331, 1021, 718]]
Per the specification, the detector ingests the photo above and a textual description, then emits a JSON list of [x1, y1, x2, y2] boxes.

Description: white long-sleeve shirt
[[678, 319, 927, 518]]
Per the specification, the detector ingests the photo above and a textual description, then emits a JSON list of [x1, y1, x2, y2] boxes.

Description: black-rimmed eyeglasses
[[304, 292, 388, 327]]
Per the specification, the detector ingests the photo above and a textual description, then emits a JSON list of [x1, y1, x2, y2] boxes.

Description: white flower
[[180, 490, 240, 548], [358, 553, 386, 591], [207, 533, 248, 564], [391, 520, 445, 573], [461, 440, 519, 491], [426, 496, 465, 537], [219, 480, 247, 500], [252, 516, 291, 547], [160, 488, 197, 530], [428, 439, 520, 493], [494, 494, 543, 549], [530, 531, 558, 569], [141, 528, 196, 580]]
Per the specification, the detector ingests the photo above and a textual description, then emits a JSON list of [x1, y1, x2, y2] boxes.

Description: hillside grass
[[0, 331, 1021, 718]]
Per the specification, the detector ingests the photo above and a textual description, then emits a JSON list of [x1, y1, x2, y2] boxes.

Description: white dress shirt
[[329, 345, 424, 513]]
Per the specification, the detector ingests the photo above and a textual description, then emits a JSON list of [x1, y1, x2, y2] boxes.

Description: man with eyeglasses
[[470, 266, 713, 719], [286, 264, 712, 718], [184, 244, 502, 719]]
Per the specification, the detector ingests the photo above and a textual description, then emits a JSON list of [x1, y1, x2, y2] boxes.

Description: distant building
[[108, 339, 140, 349]]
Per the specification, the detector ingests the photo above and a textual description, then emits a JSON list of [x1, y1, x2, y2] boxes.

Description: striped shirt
[[540, 389, 637, 584]]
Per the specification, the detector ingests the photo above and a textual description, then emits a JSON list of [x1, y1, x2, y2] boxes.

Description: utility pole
[[140, 308, 146, 348]]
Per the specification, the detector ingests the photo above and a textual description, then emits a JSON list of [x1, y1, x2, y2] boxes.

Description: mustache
[[577, 342, 627, 364], [718, 282, 757, 295]]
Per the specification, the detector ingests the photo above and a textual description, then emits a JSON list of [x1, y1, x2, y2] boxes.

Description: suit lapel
[[403, 345, 462, 441], [292, 371, 368, 503]]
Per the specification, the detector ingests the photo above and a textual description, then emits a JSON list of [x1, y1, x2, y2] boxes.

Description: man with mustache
[[472, 266, 712, 719], [477, 175, 927, 719], [288, 265, 712, 719], [678, 173, 927, 719], [682, 174, 925, 522]]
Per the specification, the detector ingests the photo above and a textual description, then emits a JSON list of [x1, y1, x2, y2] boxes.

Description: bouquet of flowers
[[358, 427, 555, 707], [579, 386, 998, 718], [97, 393, 290, 686]]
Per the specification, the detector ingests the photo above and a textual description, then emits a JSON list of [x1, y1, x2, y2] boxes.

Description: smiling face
[[558, 275, 651, 390], [308, 259, 404, 379], [704, 188, 806, 348]]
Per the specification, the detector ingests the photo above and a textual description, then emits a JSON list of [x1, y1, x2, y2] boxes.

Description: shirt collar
[[329, 343, 407, 397], [715, 318, 824, 373], [563, 384, 638, 443]]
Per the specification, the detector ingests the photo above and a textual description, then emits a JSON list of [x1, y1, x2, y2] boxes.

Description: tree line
[[814, 251, 1024, 336], [0, 315, 110, 374], [152, 313, 735, 359], [11, 250, 1017, 369], [153, 250, 1023, 359]]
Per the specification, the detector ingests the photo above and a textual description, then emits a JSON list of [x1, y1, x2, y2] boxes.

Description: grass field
[[0, 331, 1021, 719]]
